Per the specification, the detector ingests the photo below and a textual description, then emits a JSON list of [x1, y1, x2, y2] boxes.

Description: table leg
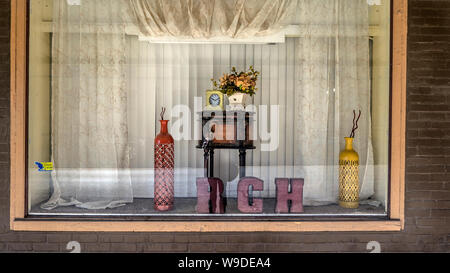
[[203, 149, 209, 178], [209, 149, 215, 178]]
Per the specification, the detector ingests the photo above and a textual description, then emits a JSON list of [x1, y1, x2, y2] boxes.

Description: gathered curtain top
[[127, 0, 299, 39], [55, 0, 368, 41]]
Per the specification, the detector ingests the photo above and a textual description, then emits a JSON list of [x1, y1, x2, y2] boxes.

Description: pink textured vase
[[154, 120, 175, 211]]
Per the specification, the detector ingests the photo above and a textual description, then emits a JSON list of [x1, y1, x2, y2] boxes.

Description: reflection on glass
[[28, 0, 391, 217]]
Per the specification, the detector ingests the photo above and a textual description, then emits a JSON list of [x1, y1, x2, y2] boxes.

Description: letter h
[[275, 178, 304, 213]]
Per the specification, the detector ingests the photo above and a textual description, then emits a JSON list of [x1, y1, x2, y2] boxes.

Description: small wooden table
[[196, 111, 256, 178]]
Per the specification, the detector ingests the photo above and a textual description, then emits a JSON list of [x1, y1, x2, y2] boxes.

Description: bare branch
[[160, 107, 166, 121], [350, 110, 362, 138]]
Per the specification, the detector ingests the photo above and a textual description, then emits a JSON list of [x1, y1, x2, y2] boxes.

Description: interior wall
[[369, 0, 391, 207], [27, 0, 53, 209]]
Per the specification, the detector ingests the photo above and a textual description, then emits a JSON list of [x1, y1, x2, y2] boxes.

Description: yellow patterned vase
[[339, 137, 360, 209]]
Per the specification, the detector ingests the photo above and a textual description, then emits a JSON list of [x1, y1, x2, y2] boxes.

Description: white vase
[[228, 93, 250, 110]]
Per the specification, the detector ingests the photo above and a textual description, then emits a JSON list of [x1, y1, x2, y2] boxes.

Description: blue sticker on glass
[[35, 162, 53, 172]]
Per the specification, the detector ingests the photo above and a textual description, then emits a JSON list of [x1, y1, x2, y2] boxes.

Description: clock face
[[209, 94, 221, 106]]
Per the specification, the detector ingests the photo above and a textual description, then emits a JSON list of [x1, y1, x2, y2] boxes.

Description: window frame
[[10, 0, 407, 232]]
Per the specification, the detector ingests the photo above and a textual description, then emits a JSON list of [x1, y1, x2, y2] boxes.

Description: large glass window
[[27, 0, 392, 218]]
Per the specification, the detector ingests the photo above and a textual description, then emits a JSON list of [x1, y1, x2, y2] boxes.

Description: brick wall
[[0, 0, 448, 253]]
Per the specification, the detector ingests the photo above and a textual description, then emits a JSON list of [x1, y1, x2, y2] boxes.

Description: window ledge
[[11, 219, 402, 232]]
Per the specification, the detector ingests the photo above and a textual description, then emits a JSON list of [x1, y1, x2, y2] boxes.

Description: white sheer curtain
[[44, 0, 374, 208], [294, 0, 374, 204], [42, 0, 133, 210]]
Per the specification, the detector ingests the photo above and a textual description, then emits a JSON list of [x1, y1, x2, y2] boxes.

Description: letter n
[[275, 178, 304, 213], [196, 178, 225, 214]]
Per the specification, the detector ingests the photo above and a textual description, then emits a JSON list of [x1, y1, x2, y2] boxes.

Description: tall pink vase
[[154, 120, 175, 211]]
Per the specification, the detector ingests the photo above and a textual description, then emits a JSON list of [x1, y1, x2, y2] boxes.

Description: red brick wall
[[0, 0, 448, 252]]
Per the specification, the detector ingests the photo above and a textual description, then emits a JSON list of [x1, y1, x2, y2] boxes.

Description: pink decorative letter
[[196, 178, 225, 214], [237, 177, 264, 213], [275, 178, 304, 213]]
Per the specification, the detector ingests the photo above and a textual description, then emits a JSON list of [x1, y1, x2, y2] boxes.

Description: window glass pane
[[27, 0, 391, 218]]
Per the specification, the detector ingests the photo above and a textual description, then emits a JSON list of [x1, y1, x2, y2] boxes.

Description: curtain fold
[[128, 0, 298, 39], [42, 0, 133, 210]]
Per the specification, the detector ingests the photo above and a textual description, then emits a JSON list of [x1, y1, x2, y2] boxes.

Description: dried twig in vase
[[349, 110, 362, 138], [160, 107, 166, 121]]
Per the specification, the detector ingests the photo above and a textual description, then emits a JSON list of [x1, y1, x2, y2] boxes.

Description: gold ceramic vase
[[339, 137, 360, 209]]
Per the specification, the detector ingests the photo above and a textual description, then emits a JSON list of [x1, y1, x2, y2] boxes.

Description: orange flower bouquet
[[211, 66, 260, 97]]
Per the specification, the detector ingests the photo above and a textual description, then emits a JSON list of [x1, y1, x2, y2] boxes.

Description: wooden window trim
[[10, 0, 407, 232]]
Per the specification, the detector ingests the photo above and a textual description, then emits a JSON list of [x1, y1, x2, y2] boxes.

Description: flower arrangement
[[211, 66, 260, 97]]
